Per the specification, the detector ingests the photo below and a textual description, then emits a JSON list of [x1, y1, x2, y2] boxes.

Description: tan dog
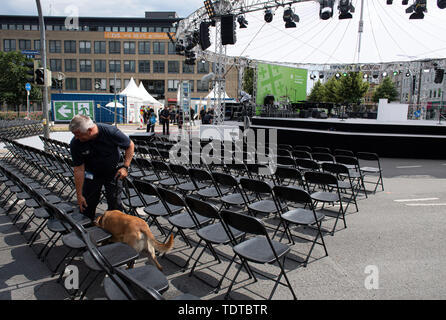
[[95, 210, 174, 271]]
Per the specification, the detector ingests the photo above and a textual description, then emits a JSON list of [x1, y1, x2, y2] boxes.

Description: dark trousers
[[82, 174, 123, 221], [146, 123, 154, 132], [162, 120, 169, 135]]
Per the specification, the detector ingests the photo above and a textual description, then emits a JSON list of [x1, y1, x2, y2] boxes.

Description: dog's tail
[[151, 233, 174, 253]]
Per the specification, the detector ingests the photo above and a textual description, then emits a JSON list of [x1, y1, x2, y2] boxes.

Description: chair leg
[[79, 271, 102, 300], [224, 257, 245, 300]]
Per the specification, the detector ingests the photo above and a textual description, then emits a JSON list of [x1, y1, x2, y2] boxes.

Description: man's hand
[[78, 195, 88, 212], [115, 167, 128, 180]]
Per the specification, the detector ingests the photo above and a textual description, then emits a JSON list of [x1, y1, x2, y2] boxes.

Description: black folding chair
[[356, 152, 384, 193], [221, 210, 297, 300]]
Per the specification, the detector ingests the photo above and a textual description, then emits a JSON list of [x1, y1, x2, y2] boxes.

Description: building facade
[[0, 12, 240, 107]]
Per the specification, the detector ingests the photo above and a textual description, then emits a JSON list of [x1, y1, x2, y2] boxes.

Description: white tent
[[138, 83, 164, 116], [119, 77, 145, 124]]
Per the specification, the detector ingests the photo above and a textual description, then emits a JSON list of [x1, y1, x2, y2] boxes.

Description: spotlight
[[382, 71, 388, 77], [343, 72, 348, 77], [402, 0, 409, 4], [363, 73, 368, 79], [338, 0, 355, 19], [237, 15, 248, 28], [264, 8, 274, 23], [373, 74, 379, 79], [405, 71, 411, 77], [310, 73, 317, 80], [387, 0, 393, 4], [406, 0, 427, 19], [393, 71, 399, 76], [335, 73, 341, 79], [319, 0, 335, 20], [438, 0, 446, 9], [204, 0, 216, 19], [319, 74, 325, 79], [283, 7, 299, 28]]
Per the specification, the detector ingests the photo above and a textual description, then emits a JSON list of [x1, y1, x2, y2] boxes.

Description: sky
[[2, 0, 446, 64]]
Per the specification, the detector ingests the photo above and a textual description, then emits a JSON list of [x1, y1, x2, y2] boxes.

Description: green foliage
[[307, 80, 326, 102], [372, 77, 399, 103], [0, 51, 42, 108], [242, 67, 254, 96], [322, 76, 341, 103]]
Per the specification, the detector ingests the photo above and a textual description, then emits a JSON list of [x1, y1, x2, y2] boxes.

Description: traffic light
[[25, 61, 35, 83], [35, 68, 45, 85], [434, 68, 445, 84]]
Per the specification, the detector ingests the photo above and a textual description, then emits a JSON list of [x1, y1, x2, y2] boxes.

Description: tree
[[0, 51, 42, 110], [323, 76, 341, 103], [372, 77, 399, 103], [242, 67, 254, 96], [336, 72, 369, 105], [307, 80, 326, 102]]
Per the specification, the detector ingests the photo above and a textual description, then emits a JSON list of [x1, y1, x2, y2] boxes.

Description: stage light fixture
[[338, 0, 355, 19], [363, 73, 368, 79], [438, 0, 446, 9], [335, 72, 341, 79], [382, 71, 388, 77], [264, 9, 274, 23], [406, 0, 427, 19], [237, 15, 248, 28], [393, 71, 399, 76], [283, 7, 299, 28], [343, 72, 348, 77], [204, 0, 216, 19], [387, 0, 393, 4], [310, 73, 317, 80], [373, 74, 379, 79], [402, 0, 409, 5], [434, 68, 445, 84], [319, 0, 335, 20], [405, 71, 411, 77], [319, 74, 325, 79]]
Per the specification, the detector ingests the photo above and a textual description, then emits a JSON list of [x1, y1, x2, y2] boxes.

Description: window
[[34, 40, 40, 51], [64, 40, 76, 53], [123, 41, 136, 54], [147, 80, 165, 96], [3, 39, 16, 52], [65, 78, 77, 91], [98, 26, 104, 32], [109, 60, 121, 73], [168, 42, 176, 55], [197, 61, 209, 74], [187, 80, 195, 92], [94, 41, 106, 54], [127, 27, 133, 32], [168, 61, 179, 73], [53, 25, 61, 31], [109, 41, 121, 54], [197, 80, 209, 92], [153, 61, 165, 73], [138, 41, 150, 54], [153, 42, 165, 55], [112, 26, 119, 32], [124, 60, 136, 73], [110, 78, 122, 91], [139, 60, 151, 73], [49, 40, 61, 53], [9, 24, 16, 30], [134, 26, 140, 32], [79, 59, 92, 72], [168, 79, 180, 92], [80, 78, 92, 91], [148, 27, 155, 32], [1, 24, 8, 30], [183, 62, 194, 74], [31, 25, 38, 31], [156, 27, 162, 32], [19, 39, 32, 50], [124, 79, 131, 88], [141, 27, 147, 32], [65, 59, 77, 72], [94, 78, 107, 91], [119, 26, 126, 32], [50, 59, 62, 72], [16, 25, 23, 30], [94, 60, 107, 73], [105, 26, 111, 32], [79, 41, 91, 54]]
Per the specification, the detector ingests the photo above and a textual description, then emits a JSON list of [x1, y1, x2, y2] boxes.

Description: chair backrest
[[185, 196, 220, 220], [188, 167, 212, 183], [304, 171, 338, 186], [278, 144, 293, 151], [293, 145, 312, 153], [132, 179, 158, 197], [295, 158, 320, 171], [321, 162, 349, 175], [292, 150, 312, 160], [240, 177, 272, 194], [272, 185, 313, 205], [274, 166, 303, 186], [277, 156, 296, 167], [356, 152, 380, 162], [151, 160, 170, 173], [334, 149, 354, 157], [335, 155, 359, 167], [211, 171, 238, 188], [277, 149, 292, 157], [221, 210, 267, 237], [312, 147, 331, 154], [169, 163, 188, 177], [312, 152, 335, 163], [156, 187, 186, 207]]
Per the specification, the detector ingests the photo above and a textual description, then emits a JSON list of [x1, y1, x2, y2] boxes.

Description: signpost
[[25, 83, 31, 119], [53, 101, 94, 121]]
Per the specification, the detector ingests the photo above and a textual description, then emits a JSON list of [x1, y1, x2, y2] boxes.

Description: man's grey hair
[[69, 115, 95, 133]]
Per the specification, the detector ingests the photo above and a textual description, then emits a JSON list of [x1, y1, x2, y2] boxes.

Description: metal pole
[[114, 73, 117, 127], [439, 91, 444, 125], [26, 91, 30, 119], [36, 0, 50, 139], [357, 0, 365, 62]]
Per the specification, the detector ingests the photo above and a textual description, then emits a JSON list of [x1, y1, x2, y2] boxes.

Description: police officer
[[69, 115, 134, 221]]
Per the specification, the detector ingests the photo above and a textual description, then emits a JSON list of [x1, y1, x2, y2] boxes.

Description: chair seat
[[16, 192, 30, 200], [197, 222, 244, 244], [233, 237, 290, 264], [103, 265, 169, 300], [332, 181, 352, 190], [62, 226, 112, 249], [248, 199, 284, 214], [159, 178, 183, 187], [34, 207, 50, 219], [360, 167, 381, 173], [82, 242, 139, 271], [25, 198, 40, 208], [281, 208, 325, 225], [124, 195, 158, 208], [144, 202, 182, 217], [47, 218, 71, 233], [140, 174, 162, 182], [177, 181, 208, 192], [197, 186, 230, 198], [221, 193, 255, 206], [311, 191, 340, 203], [168, 212, 212, 229]]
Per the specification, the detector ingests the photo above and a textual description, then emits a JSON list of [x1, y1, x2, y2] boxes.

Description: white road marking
[[396, 165, 422, 169], [405, 203, 446, 206], [394, 198, 439, 202]]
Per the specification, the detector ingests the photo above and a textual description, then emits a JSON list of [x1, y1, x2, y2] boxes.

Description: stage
[[250, 117, 446, 159]]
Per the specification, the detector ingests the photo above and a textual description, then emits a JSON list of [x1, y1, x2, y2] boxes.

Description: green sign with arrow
[[53, 101, 94, 121]]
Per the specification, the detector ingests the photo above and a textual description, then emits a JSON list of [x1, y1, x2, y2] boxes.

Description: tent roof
[[119, 77, 142, 99], [138, 83, 163, 107]]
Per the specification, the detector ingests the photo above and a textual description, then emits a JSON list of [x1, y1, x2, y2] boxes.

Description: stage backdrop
[[256, 63, 308, 106]]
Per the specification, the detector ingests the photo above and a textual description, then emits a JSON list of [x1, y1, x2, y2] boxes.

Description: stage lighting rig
[[283, 7, 299, 28], [319, 0, 335, 20], [204, 0, 216, 19], [184, 49, 196, 65], [405, 0, 427, 19], [438, 0, 446, 9], [264, 8, 274, 23], [237, 15, 248, 28], [338, 0, 355, 19]]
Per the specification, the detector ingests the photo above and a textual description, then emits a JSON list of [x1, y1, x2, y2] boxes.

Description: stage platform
[[250, 117, 446, 159]]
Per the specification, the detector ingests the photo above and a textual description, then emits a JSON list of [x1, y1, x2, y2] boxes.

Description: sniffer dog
[[95, 210, 174, 270]]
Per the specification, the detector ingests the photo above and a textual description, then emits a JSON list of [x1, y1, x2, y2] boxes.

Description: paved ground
[[1, 126, 446, 300]]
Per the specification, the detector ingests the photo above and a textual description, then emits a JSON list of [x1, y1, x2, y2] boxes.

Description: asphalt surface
[[1, 127, 446, 301]]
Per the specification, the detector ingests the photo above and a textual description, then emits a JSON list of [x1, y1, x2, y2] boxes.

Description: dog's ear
[[94, 215, 103, 227]]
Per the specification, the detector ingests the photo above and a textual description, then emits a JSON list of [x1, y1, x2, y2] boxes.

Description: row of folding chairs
[[0, 119, 43, 140]]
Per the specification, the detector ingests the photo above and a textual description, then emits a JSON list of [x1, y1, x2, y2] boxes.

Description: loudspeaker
[[434, 69, 444, 84], [221, 14, 236, 45], [199, 22, 211, 50]]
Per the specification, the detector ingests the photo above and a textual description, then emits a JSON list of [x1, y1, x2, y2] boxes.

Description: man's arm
[[73, 164, 88, 212], [116, 140, 134, 179]]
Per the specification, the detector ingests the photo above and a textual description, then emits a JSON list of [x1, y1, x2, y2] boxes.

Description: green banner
[[256, 63, 308, 105], [53, 101, 94, 121]]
